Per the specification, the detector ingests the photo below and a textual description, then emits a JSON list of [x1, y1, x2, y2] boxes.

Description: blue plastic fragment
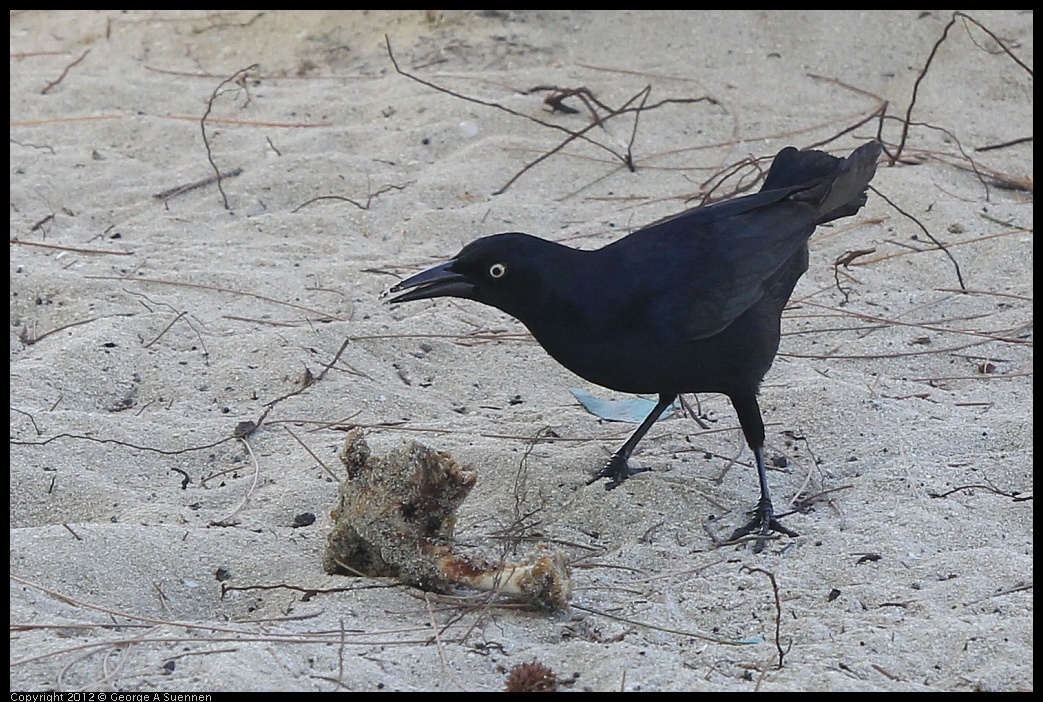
[[570, 388, 680, 423]]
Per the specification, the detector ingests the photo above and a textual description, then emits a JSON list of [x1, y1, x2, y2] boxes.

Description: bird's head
[[386, 232, 572, 322]]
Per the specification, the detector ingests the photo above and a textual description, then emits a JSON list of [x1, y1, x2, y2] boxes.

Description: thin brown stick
[[125, 289, 210, 363], [570, 603, 753, 646], [936, 287, 1032, 302], [798, 299, 1029, 344], [285, 426, 341, 482], [11, 115, 122, 127], [90, 275, 348, 321], [385, 36, 714, 194], [210, 436, 261, 527], [11, 432, 236, 455], [976, 136, 1033, 152], [18, 317, 114, 346], [894, 12, 1032, 166], [10, 237, 132, 256], [846, 226, 1029, 270], [11, 407, 41, 436], [881, 115, 992, 197], [955, 11, 1033, 76], [894, 15, 958, 164], [386, 37, 621, 162], [623, 85, 653, 170], [142, 311, 186, 348], [200, 64, 258, 209], [424, 594, 469, 691], [40, 49, 89, 94], [741, 566, 786, 668], [292, 182, 411, 213], [869, 185, 965, 289], [169, 114, 330, 128], [153, 167, 243, 202], [495, 86, 651, 195]]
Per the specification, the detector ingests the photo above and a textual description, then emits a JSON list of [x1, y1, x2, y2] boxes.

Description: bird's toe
[[587, 451, 651, 490], [728, 503, 799, 553]]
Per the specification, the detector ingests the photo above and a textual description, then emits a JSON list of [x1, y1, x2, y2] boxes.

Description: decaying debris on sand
[[323, 428, 572, 611]]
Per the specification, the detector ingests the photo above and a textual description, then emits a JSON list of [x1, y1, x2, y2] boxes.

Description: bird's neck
[[511, 247, 614, 340]]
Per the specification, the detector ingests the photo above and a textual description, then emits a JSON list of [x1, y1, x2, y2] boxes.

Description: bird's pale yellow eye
[[489, 263, 507, 279]]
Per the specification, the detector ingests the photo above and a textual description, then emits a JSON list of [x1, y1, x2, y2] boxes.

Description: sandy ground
[[9, 10, 1033, 692]]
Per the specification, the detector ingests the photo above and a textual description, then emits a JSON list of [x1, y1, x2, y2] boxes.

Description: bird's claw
[[587, 451, 651, 490], [728, 501, 799, 553]]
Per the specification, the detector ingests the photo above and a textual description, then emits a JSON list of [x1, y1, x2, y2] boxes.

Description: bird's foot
[[586, 450, 651, 490], [727, 500, 799, 553]]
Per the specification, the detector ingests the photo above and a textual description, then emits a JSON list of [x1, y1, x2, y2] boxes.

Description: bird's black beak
[[385, 259, 475, 303]]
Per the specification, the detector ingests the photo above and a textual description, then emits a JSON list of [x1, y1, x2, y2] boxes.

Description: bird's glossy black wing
[[608, 143, 879, 341], [624, 199, 819, 341]]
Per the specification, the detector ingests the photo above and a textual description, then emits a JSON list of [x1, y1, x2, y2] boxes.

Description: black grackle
[[387, 141, 881, 551]]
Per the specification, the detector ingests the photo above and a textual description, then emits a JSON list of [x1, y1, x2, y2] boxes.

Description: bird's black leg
[[587, 393, 677, 490], [727, 394, 799, 552]]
